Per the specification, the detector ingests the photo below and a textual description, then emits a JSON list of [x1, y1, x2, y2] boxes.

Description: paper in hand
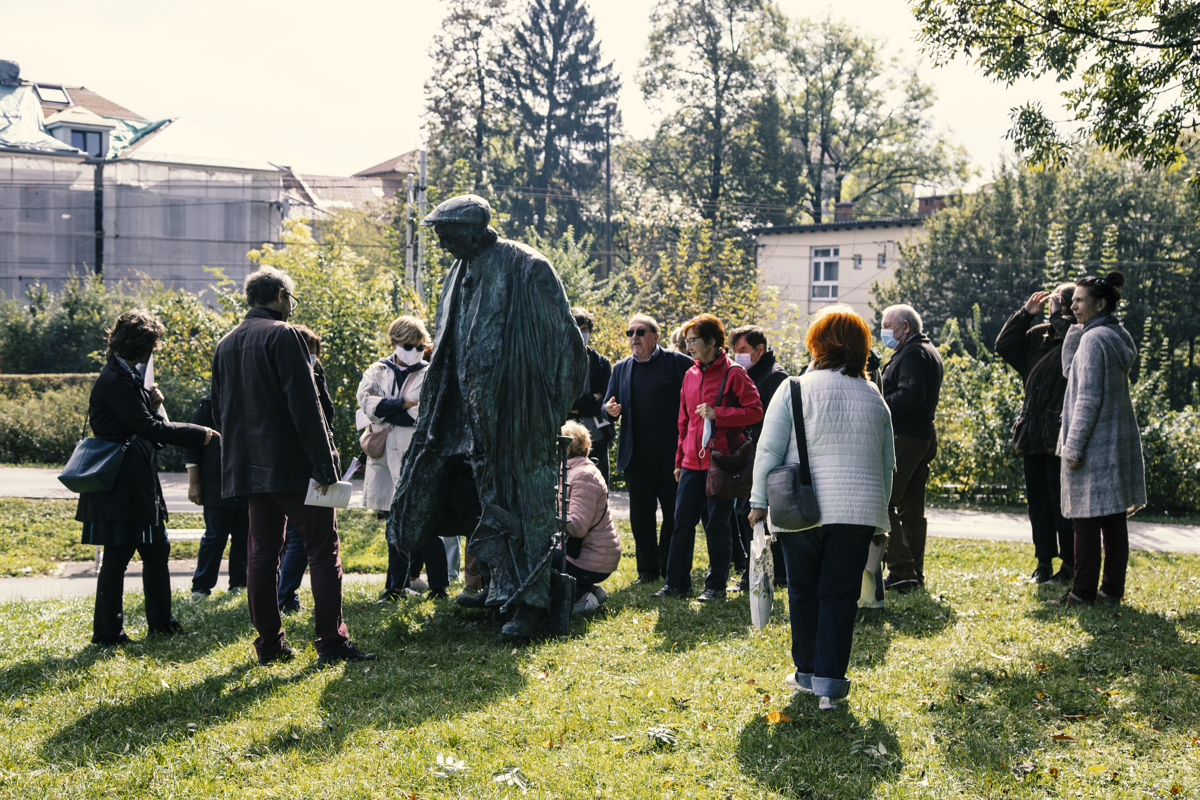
[[304, 479, 352, 509], [341, 457, 360, 483], [143, 355, 168, 421]]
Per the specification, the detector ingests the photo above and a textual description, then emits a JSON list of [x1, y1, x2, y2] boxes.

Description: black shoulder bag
[[764, 377, 819, 530], [706, 366, 756, 499], [58, 407, 137, 494]]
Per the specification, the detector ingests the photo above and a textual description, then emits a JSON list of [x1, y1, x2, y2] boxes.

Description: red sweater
[[675, 350, 763, 471]]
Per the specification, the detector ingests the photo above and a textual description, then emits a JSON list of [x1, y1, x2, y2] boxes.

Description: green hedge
[[0, 380, 91, 465], [0, 373, 98, 399]]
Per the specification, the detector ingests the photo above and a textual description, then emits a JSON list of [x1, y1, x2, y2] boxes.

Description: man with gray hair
[[211, 266, 374, 665], [879, 303, 943, 593]]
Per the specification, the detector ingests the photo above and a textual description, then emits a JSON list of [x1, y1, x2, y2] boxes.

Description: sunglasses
[[626, 328, 651, 338], [396, 342, 424, 351]]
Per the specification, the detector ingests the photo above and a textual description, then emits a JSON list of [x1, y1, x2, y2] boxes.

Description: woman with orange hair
[[749, 304, 894, 710]]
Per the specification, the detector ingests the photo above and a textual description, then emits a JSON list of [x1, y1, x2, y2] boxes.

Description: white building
[[754, 198, 946, 325]]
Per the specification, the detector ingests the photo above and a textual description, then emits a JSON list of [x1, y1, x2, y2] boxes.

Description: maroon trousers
[[1070, 513, 1128, 602], [247, 492, 349, 658]]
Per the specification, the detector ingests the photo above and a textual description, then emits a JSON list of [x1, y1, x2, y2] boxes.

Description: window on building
[[35, 85, 71, 104], [70, 130, 103, 157], [166, 199, 186, 238], [853, 254, 862, 269], [811, 247, 839, 299], [877, 251, 887, 268]]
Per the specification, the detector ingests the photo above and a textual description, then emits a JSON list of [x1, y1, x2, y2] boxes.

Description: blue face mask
[[881, 329, 899, 350]]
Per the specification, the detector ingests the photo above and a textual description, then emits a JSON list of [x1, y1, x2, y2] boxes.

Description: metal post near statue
[[416, 150, 428, 301], [603, 102, 616, 280]]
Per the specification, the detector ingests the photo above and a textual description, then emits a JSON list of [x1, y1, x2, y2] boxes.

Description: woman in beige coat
[[560, 421, 621, 613], [357, 316, 448, 599]]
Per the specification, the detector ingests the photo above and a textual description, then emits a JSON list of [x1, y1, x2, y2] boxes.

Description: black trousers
[[589, 435, 611, 487], [1023, 454, 1074, 566], [623, 457, 678, 580], [93, 540, 178, 643]]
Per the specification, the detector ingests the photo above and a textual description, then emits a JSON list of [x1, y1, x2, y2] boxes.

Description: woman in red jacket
[[654, 314, 763, 601]]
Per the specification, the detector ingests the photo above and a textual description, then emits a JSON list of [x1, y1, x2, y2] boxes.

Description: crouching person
[[559, 421, 620, 613]]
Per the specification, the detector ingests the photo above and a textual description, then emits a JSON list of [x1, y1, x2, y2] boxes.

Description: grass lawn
[[0, 499, 388, 576], [0, 531, 1196, 799]]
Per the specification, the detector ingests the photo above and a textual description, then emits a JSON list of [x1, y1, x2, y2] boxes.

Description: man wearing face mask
[[567, 307, 613, 485], [879, 304, 943, 594], [726, 325, 789, 589], [389, 195, 587, 639], [995, 285, 1077, 585], [210, 266, 373, 666]]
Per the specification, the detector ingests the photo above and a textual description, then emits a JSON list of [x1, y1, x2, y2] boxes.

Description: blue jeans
[[778, 524, 874, 699], [192, 505, 249, 594], [664, 467, 735, 593], [276, 520, 307, 609]]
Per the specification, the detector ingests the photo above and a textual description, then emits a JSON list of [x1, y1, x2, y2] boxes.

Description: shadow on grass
[[736, 693, 903, 799], [920, 604, 1200, 775], [38, 661, 313, 765], [0, 595, 254, 701], [850, 589, 958, 668]]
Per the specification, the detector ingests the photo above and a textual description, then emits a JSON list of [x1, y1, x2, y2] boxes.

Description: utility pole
[[92, 161, 104, 277], [603, 102, 616, 280], [416, 150, 428, 301], [405, 172, 415, 286]]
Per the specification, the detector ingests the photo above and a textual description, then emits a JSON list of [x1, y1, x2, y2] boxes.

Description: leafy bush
[[0, 383, 91, 465]]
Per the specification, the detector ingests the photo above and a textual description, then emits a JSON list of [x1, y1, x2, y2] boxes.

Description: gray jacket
[[1058, 316, 1146, 518]]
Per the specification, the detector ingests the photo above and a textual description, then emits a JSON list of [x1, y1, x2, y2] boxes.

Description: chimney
[[0, 60, 19, 86], [834, 201, 855, 222]]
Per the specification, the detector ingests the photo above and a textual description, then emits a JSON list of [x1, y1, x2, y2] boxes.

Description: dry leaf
[[700, 723, 716, 730], [1052, 734, 1075, 741], [745, 679, 757, 686], [1034, 663, 1048, 670], [1170, 783, 1182, 795], [1062, 714, 1088, 720], [765, 712, 793, 724]]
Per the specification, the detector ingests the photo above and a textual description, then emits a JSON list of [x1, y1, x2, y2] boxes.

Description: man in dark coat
[[727, 324, 789, 588], [389, 195, 587, 639], [603, 314, 693, 584], [211, 266, 374, 666], [880, 304, 944, 593], [185, 394, 249, 598], [568, 306, 614, 485], [995, 285, 1076, 584]]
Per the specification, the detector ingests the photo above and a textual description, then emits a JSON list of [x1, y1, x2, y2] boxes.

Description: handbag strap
[[1024, 345, 1059, 392], [710, 360, 751, 442], [788, 377, 813, 487], [79, 406, 90, 442]]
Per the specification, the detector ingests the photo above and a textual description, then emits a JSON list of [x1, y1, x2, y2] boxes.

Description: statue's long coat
[[388, 234, 587, 609]]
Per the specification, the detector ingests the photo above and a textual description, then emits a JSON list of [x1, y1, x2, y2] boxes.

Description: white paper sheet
[[304, 479, 352, 509], [143, 355, 168, 421]]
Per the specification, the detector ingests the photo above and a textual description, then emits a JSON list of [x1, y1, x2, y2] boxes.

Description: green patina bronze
[[388, 195, 587, 614]]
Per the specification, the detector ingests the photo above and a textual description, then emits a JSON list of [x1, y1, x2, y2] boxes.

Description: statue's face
[[434, 224, 483, 260]]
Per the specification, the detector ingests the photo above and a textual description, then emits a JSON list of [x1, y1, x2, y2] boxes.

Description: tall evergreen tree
[[497, 0, 620, 235]]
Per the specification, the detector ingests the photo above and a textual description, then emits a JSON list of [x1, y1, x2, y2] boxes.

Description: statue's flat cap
[[421, 194, 492, 227]]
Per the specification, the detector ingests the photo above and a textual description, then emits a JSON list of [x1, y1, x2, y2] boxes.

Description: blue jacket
[[603, 346, 693, 471]]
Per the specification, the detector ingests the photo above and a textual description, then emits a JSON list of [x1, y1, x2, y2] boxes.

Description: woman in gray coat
[[1049, 271, 1145, 608]]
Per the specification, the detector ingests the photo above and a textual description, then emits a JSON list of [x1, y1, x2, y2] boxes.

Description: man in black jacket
[[568, 307, 614, 485], [211, 266, 374, 666], [727, 325, 789, 588], [603, 314, 693, 584], [995, 285, 1076, 584], [186, 395, 248, 599], [880, 304, 943, 593]]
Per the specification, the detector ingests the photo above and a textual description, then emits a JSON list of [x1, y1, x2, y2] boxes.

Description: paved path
[[1, 467, 1196, 603]]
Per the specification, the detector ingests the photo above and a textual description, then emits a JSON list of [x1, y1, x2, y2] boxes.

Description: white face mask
[[580, 330, 591, 346], [733, 352, 753, 369], [395, 344, 424, 366]]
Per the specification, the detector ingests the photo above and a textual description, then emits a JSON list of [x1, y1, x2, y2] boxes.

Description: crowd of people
[[75, 260, 1145, 705]]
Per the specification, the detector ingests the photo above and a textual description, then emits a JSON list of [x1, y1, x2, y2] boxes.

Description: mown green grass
[[0, 499, 387, 576], [0, 533, 1196, 799]]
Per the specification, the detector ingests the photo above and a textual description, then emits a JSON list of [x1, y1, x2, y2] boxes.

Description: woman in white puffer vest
[[750, 304, 894, 710]]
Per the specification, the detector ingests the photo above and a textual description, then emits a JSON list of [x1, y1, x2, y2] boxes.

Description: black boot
[[455, 586, 489, 609], [501, 605, 548, 639]]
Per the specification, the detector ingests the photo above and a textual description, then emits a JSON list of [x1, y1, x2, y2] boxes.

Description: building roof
[[353, 151, 418, 177], [752, 216, 926, 236], [298, 173, 398, 209], [44, 105, 116, 130], [27, 83, 146, 122]]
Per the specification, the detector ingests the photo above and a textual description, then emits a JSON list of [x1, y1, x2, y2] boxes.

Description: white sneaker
[[409, 577, 429, 592], [572, 592, 600, 614], [190, 591, 208, 601], [784, 672, 813, 694], [592, 586, 608, 604], [818, 696, 845, 711]]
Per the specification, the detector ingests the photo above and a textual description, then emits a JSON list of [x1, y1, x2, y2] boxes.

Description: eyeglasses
[[684, 337, 704, 345], [626, 328, 650, 338], [283, 290, 300, 312], [396, 342, 424, 351]]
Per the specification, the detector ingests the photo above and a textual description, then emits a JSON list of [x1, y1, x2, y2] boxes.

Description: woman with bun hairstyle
[[1049, 271, 1146, 608]]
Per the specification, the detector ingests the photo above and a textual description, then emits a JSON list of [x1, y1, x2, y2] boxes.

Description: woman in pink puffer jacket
[[561, 421, 621, 612]]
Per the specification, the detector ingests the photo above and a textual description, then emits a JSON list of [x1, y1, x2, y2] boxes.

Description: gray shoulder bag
[[764, 377, 819, 531]]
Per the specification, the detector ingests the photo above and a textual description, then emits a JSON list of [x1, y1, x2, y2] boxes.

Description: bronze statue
[[388, 195, 587, 638]]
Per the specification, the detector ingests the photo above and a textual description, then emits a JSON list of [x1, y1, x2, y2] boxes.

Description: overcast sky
[[3, 0, 1070, 181]]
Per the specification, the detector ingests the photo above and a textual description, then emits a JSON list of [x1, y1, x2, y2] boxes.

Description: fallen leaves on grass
[[1052, 734, 1075, 741], [429, 752, 466, 779], [765, 712, 792, 724], [492, 766, 531, 792]]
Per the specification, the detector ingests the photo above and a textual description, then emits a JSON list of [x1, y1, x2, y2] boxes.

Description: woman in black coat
[[78, 310, 216, 645]]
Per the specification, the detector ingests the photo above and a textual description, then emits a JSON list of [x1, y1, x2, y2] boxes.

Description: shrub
[[0, 383, 91, 465]]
